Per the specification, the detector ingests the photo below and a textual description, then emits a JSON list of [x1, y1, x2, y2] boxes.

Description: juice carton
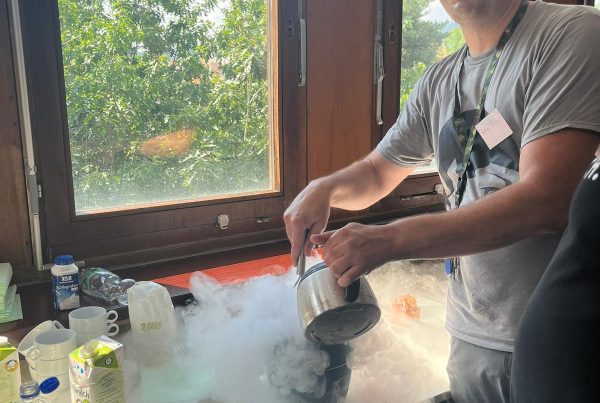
[[0, 336, 21, 403], [69, 335, 125, 403]]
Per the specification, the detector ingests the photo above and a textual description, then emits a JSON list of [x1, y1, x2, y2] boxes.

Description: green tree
[[399, 0, 464, 110], [440, 26, 465, 58], [195, 0, 270, 194], [59, 0, 269, 211]]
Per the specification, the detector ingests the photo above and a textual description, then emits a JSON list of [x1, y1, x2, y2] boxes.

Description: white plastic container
[[51, 256, 80, 311], [127, 281, 177, 366]]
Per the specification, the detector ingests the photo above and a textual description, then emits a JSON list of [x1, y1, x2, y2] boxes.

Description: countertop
[[0, 282, 192, 347]]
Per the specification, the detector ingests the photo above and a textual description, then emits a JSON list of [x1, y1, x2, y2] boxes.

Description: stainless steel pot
[[297, 261, 381, 345]]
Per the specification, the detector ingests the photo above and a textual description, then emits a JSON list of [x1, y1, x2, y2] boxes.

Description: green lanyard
[[446, 0, 528, 278], [452, 0, 529, 209]]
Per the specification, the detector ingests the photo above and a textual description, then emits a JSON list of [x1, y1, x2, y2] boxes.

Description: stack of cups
[[22, 329, 77, 387], [68, 306, 119, 346], [18, 321, 65, 381]]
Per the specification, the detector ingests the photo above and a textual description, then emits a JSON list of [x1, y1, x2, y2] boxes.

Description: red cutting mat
[[154, 254, 293, 289]]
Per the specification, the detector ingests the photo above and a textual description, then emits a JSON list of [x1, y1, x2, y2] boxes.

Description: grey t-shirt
[[377, 1, 600, 352]]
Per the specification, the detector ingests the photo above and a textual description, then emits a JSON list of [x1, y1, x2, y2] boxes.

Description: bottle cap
[[55, 255, 74, 265], [80, 339, 100, 359], [20, 381, 40, 398], [40, 377, 60, 394]]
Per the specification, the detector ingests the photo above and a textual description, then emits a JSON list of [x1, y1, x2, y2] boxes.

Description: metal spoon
[[294, 229, 310, 287]]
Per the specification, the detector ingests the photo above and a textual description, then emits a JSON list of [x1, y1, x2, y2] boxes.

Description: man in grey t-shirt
[[284, 1, 600, 402]]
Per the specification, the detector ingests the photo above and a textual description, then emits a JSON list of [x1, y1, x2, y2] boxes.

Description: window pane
[[400, 0, 464, 174], [58, 0, 277, 214]]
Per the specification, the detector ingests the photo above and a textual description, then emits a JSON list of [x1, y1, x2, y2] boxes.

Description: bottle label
[[52, 267, 80, 311]]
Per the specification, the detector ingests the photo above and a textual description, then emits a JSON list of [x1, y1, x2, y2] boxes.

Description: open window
[[58, 0, 280, 215], [19, 0, 304, 269]]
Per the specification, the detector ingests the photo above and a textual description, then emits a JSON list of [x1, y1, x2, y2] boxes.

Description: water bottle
[[80, 268, 135, 305], [20, 380, 46, 402]]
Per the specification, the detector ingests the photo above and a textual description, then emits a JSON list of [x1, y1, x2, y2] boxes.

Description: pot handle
[[343, 279, 361, 303]]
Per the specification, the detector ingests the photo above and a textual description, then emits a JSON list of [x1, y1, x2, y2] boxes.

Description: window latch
[[216, 214, 230, 230]]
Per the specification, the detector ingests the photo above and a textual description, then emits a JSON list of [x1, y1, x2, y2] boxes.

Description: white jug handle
[[106, 310, 118, 323], [106, 323, 119, 337], [52, 320, 65, 329]]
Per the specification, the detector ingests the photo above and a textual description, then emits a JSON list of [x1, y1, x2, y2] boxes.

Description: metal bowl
[[297, 262, 381, 345]]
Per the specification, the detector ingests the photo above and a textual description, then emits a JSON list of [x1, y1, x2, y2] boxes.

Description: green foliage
[[399, 0, 464, 111], [440, 26, 465, 57], [59, 0, 270, 211]]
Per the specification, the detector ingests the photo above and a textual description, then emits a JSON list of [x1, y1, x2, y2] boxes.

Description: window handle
[[299, 18, 306, 86], [375, 43, 385, 125], [374, 0, 384, 125]]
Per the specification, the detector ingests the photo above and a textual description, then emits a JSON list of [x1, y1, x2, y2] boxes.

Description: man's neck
[[460, 0, 523, 57]]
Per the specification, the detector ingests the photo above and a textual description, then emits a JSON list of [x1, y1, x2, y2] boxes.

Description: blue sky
[[424, 1, 453, 23]]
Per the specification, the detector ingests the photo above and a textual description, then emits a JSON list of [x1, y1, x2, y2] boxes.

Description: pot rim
[[297, 261, 329, 286]]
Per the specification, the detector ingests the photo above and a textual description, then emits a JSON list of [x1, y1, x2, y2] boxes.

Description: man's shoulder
[[530, 0, 600, 19], [417, 48, 463, 93], [525, 1, 600, 36], [515, 1, 600, 68]]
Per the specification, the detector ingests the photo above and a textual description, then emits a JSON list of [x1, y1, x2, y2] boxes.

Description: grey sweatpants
[[446, 337, 512, 403]]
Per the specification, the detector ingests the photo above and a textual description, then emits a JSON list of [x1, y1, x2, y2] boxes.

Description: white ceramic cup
[[69, 306, 118, 332], [73, 324, 119, 346], [26, 329, 77, 363], [18, 320, 65, 368], [32, 356, 69, 375], [69, 306, 119, 345]]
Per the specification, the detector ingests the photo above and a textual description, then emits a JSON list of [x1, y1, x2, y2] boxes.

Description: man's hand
[[283, 152, 415, 266], [311, 222, 394, 287], [283, 180, 333, 265]]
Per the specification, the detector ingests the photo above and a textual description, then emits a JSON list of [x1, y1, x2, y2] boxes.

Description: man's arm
[[313, 129, 599, 287], [284, 151, 415, 263], [321, 151, 415, 211]]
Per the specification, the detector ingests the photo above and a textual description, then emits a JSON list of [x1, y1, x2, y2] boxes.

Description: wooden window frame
[[20, 0, 306, 269], [367, 0, 443, 216]]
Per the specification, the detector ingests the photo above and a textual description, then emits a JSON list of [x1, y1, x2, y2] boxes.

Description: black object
[[295, 343, 353, 403], [319, 343, 353, 403], [343, 280, 360, 303], [511, 158, 600, 402]]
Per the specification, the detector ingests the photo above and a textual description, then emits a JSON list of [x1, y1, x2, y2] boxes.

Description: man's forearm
[[316, 160, 384, 211], [316, 153, 415, 211], [386, 181, 568, 260]]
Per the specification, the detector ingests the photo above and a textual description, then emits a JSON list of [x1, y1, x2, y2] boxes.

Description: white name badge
[[475, 109, 513, 150]]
